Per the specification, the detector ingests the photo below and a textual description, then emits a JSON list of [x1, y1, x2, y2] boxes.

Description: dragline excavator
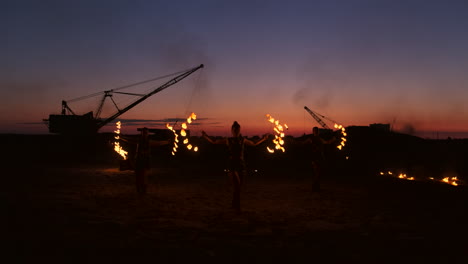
[[304, 106, 333, 130], [43, 64, 204, 134]]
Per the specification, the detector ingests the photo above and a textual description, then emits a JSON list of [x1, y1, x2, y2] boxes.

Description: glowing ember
[[114, 121, 128, 160], [267, 146, 275, 153], [441, 177, 459, 186], [167, 112, 199, 155], [380, 171, 414, 181], [398, 173, 415, 180], [265, 114, 287, 153], [381, 170, 462, 186]]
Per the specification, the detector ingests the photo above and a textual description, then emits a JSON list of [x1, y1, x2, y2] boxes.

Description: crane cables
[[65, 67, 195, 103]]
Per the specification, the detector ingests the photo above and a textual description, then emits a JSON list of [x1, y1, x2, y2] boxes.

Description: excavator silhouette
[[43, 64, 204, 134]]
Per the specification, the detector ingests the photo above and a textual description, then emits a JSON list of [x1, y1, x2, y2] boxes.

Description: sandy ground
[[4, 162, 468, 263], [2, 134, 468, 263]]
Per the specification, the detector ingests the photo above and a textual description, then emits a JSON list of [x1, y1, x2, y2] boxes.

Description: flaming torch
[[166, 112, 199, 155], [265, 114, 287, 153], [114, 121, 128, 160]]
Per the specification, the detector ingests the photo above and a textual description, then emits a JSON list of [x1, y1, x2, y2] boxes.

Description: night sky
[[2, 0, 468, 137]]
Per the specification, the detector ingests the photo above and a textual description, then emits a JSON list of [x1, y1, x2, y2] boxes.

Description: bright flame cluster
[[380, 171, 415, 180], [381, 171, 462, 186], [265, 114, 288, 153], [166, 112, 199, 156], [334, 123, 347, 150], [430, 176, 460, 186], [114, 121, 128, 160]]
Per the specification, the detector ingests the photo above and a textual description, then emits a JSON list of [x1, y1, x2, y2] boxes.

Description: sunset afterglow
[[2, 1, 468, 138]]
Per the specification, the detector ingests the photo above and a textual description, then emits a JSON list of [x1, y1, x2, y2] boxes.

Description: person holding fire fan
[[202, 121, 268, 213]]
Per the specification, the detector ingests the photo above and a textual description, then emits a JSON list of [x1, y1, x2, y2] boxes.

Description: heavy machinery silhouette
[[44, 64, 204, 134], [303, 106, 335, 130]]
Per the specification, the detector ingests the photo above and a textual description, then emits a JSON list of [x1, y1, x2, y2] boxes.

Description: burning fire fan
[[334, 123, 347, 150], [303, 106, 347, 151], [114, 121, 128, 160], [265, 114, 288, 153], [166, 112, 199, 155]]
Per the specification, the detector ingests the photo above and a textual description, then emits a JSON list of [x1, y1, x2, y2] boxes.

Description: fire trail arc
[[43, 64, 204, 134]]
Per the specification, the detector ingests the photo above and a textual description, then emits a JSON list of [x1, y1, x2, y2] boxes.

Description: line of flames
[[380, 171, 461, 186], [334, 123, 347, 150], [266, 114, 288, 153], [167, 112, 199, 156], [114, 121, 128, 160]]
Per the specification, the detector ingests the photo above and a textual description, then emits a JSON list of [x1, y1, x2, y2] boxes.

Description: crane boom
[[96, 64, 204, 129], [304, 106, 330, 129], [45, 64, 204, 134]]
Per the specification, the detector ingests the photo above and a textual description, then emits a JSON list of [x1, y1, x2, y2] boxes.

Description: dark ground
[[2, 132, 468, 263]]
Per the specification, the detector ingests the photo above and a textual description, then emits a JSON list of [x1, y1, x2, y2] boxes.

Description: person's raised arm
[[202, 131, 227, 145], [150, 140, 171, 147], [244, 134, 269, 147], [321, 136, 336, 145], [120, 135, 138, 144]]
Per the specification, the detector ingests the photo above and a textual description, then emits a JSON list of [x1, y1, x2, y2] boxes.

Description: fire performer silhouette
[[121, 127, 170, 195], [202, 121, 268, 212], [302, 126, 336, 192]]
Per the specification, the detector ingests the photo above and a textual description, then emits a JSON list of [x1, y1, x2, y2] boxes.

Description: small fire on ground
[[380, 170, 461, 186]]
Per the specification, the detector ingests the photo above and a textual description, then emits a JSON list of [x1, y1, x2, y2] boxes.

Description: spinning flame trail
[[167, 112, 199, 155], [265, 114, 287, 153], [114, 121, 128, 160], [334, 123, 347, 150]]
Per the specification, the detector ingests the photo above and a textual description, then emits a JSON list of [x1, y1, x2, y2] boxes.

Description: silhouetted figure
[[122, 127, 169, 195], [302, 127, 335, 192], [134, 128, 151, 195], [202, 121, 268, 212]]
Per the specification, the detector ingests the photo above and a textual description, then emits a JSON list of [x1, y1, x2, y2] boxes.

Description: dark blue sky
[[2, 0, 468, 136]]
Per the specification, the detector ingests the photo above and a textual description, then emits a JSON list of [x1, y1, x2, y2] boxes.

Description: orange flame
[[334, 123, 347, 150], [265, 114, 287, 154], [380, 171, 414, 181], [441, 177, 459, 186], [114, 121, 128, 160], [166, 123, 179, 155], [382, 170, 461, 186], [167, 112, 199, 155]]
